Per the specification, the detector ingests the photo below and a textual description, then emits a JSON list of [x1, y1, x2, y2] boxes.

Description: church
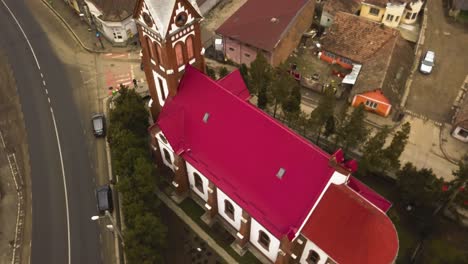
[[133, 1, 399, 263]]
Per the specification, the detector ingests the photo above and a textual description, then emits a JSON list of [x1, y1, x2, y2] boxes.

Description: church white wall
[[169, 2, 196, 35], [186, 162, 209, 201], [299, 239, 329, 264], [330, 171, 348, 185], [216, 189, 242, 230], [152, 69, 169, 106], [250, 218, 280, 262], [156, 131, 175, 171]]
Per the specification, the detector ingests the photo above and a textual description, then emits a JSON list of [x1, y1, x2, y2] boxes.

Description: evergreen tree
[[270, 64, 293, 117], [282, 80, 301, 116], [249, 53, 272, 95], [336, 104, 368, 153], [439, 154, 468, 215], [382, 122, 411, 172], [358, 126, 390, 176], [309, 86, 336, 144], [205, 66, 217, 79], [218, 66, 229, 79], [239, 63, 249, 86], [257, 85, 268, 109]]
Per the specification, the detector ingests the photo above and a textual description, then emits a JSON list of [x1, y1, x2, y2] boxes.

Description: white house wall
[[249, 218, 280, 262], [299, 239, 329, 264], [186, 161, 209, 201], [216, 188, 242, 230], [382, 3, 406, 27], [156, 131, 175, 171]]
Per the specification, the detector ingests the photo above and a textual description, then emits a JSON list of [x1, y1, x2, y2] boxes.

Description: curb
[[40, 0, 105, 53]]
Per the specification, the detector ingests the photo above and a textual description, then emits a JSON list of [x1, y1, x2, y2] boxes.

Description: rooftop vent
[[203, 113, 210, 123], [276, 168, 286, 179], [271, 17, 279, 23]]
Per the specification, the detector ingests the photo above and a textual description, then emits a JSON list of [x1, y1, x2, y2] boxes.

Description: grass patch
[[179, 198, 261, 264]]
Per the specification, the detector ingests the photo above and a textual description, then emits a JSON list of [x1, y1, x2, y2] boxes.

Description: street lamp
[[91, 210, 124, 245]]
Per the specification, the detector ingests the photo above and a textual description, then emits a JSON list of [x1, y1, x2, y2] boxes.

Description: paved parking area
[[406, 0, 468, 123]]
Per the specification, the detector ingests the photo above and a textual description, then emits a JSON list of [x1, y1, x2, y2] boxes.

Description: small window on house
[[224, 200, 235, 220], [229, 47, 235, 51], [193, 172, 203, 193], [365, 100, 378, 109], [306, 250, 320, 264], [258, 231, 270, 250], [411, 12, 417, 19], [244, 53, 250, 58], [405, 12, 412, 19], [369, 7, 380, 16], [395, 16, 400, 22], [163, 148, 172, 164], [386, 14, 394, 21]]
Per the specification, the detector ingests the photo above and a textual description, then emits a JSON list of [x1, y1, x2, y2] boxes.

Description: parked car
[[91, 113, 106, 137], [95, 185, 113, 215], [419, 51, 435, 74]]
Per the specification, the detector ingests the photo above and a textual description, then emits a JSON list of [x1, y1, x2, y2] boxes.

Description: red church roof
[[347, 177, 392, 212], [216, 70, 250, 101], [301, 184, 399, 264], [157, 65, 336, 238]]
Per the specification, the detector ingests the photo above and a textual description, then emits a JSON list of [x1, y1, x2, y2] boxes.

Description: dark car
[[91, 113, 106, 137], [95, 185, 113, 215]]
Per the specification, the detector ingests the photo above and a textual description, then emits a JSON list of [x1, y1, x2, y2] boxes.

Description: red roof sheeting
[[215, 0, 309, 52], [347, 177, 392, 212], [216, 70, 251, 101], [157, 65, 336, 238], [301, 184, 399, 264]]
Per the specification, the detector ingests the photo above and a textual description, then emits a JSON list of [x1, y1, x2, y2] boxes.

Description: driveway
[[405, 0, 468, 123]]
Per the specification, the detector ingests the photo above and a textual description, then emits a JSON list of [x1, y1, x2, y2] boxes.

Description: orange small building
[[352, 89, 392, 117]]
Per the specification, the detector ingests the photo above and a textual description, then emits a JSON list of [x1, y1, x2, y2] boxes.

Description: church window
[[158, 78, 166, 101], [175, 42, 184, 66], [175, 12, 188, 27], [224, 200, 235, 220], [156, 45, 163, 64], [159, 133, 168, 144], [146, 37, 155, 61], [186, 36, 194, 59], [258, 231, 270, 250], [153, 42, 160, 64], [193, 172, 203, 193], [143, 12, 153, 27], [163, 148, 172, 164], [306, 250, 320, 264]]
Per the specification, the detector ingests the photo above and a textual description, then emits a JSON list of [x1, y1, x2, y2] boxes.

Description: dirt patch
[[202, 0, 248, 33]]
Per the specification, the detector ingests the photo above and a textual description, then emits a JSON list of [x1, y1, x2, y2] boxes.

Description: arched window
[[163, 148, 172, 164], [146, 37, 155, 61], [153, 41, 160, 64], [193, 172, 203, 193], [307, 250, 320, 264], [186, 36, 194, 59], [224, 200, 235, 220], [175, 42, 184, 66], [156, 45, 163, 64], [258, 231, 270, 250], [159, 134, 168, 144]]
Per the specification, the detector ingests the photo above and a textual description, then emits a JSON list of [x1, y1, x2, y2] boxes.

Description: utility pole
[[96, 32, 105, 50]]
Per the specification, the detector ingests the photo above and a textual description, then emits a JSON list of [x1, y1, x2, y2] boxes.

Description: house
[[319, 0, 361, 28], [319, 12, 413, 117], [452, 93, 468, 142], [215, 0, 315, 67], [150, 65, 399, 264], [359, 0, 424, 27], [84, 0, 138, 45]]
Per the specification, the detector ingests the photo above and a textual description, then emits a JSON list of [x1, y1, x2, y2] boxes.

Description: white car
[[419, 51, 435, 74]]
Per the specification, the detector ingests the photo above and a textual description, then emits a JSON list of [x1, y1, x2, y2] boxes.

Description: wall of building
[[216, 188, 242, 230], [97, 16, 137, 44], [382, 3, 406, 27], [352, 94, 392, 117], [223, 37, 259, 66], [186, 162, 209, 201], [320, 11, 334, 27], [360, 4, 385, 22], [299, 239, 329, 264], [156, 131, 176, 171], [249, 218, 281, 262], [270, 0, 315, 66], [402, 0, 424, 24]]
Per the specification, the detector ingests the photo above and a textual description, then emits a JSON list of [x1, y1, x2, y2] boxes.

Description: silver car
[[419, 51, 435, 74]]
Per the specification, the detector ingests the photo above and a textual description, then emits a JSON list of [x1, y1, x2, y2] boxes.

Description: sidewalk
[[42, 0, 135, 53]]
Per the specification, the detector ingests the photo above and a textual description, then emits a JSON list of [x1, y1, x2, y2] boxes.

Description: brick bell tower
[[134, 0, 206, 120]]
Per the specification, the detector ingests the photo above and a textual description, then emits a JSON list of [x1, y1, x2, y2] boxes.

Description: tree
[[281, 80, 301, 116], [270, 64, 293, 117], [382, 122, 411, 172], [397, 163, 444, 211], [336, 104, 368, 154], [205, 66, 216, 79], [309, 86, 336, 144], [358, 126, 391, 176], [421, 239, 468, 264], [436, 154, 468, 216], [257, 84, 268, 109], [239, 63, 249, 87], [249, 52, 272, 95], [218, 66, 229, 79]]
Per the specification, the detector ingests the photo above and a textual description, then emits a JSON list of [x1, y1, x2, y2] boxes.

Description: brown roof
[[91, 0, 137, 22], [321, 12, 399, 63], [215, 0, 312, 52], [323, 0, 361, 16]]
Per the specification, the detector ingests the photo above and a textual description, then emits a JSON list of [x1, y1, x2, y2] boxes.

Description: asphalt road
[[0, 0, 101, 263]]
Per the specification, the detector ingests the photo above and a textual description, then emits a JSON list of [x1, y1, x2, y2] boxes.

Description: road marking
[[47, 97, 50, 104], [45, 89, 48, 94], [1, 2, 72, 263], [0, 130, 6, 148], [1, 0, 41, 70], [42, 80, 46, 86], [40, 73, 43, 78]]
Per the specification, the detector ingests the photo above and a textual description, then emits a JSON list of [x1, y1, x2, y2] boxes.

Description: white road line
[[42, 80, 46, 86], [1, 1, 72, 264], [45, 89, 48, 94], [40, 73, 43, 78], [0, 130, 6, 148], [47, 97, 50, 103], [1, 0, 41, 70]]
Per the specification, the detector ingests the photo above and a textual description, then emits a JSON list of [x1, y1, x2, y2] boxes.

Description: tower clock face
[[143, 12, 153, 27], [175, 12, 188, 27]]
